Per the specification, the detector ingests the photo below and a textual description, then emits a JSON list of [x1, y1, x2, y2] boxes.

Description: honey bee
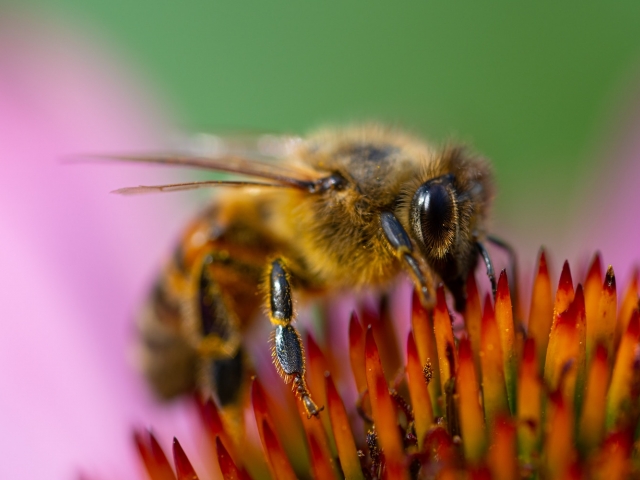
[[110, 125, 510, 418]]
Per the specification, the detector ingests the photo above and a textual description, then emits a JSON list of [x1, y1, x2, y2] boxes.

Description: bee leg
[[476, 241, 497, 297], [380, 211, 433, 306], [267, 258, 323, 418], [197, 255, 246, 407], [137, 281, 199, 399], [210, 348, 245, 406]]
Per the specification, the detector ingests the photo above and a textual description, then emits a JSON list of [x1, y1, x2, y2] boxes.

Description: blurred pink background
[[0, 10, 210, 479], [0, 7, 639, 480]]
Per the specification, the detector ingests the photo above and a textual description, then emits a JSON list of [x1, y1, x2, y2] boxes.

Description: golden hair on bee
[[103, 123, 511, 420]]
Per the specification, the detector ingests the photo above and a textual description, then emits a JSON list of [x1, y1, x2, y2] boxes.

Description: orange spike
[[563, 463, 584, 480], [528, 250, 554, 373], [433, 285, 457, 394], [261, 420, 298, 480], [308, 429, 339, 480], [306, 333, 335, 454], [577, 344, 609, 454], [296, 393, 336, 478], [488, 416, 517, 480], [252, 379, 300, 479], [469, 466, 492, 480], [348, 312, 367, 395], [198, 399, 238, 469], [423, 427, 456, 466], [252, 378, 271, 437], [133, 430, 176, 480], [325, 373, 365, 480], [574, 286, 587, 410], [516, 338, 541, 463], [616, 267, 639, 348], [378, 295, 403, 379], [456, 337, 486, 463], [480, 295, 509, 429], [251, 376, 304, 464], [555, 260, 576, 314], [464, 273, 483, 377], [307, 334, 329, 410], [437, 467, 462, 480], [364, 327, 408, 479], [544, 392, 575, 479], [411, 289, 442, 415], [606, 310, 640, 429], [587, 266, 617, 367], [544, 285, 585, 404], [406, 331, 434, 448], [216, 437, 245, 480], [592, 431, 632, 480], [173, 438, 200, 480], [495, 270, 517, 413], [583, 253, 603, 332]]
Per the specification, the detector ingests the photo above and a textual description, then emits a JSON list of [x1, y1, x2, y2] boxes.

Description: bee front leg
[[380, 211, 434, 307], [476, 241, 497, 298], [267, 258, 323, 418]]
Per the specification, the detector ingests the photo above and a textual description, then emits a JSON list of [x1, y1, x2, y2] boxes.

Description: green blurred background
[[19, 1, 640, 237]]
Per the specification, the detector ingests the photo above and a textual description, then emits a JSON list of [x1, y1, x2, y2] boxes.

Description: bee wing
[[72, 151, 325, 192], [185, 132, 302, 159], [69, 132, 331, 191], [112, 180, 283, 195]]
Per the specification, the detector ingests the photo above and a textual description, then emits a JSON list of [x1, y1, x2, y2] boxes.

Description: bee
[[111, 125, 511, 418]]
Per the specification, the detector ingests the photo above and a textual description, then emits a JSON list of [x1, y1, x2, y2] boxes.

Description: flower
[[134, 251, 640, 479]]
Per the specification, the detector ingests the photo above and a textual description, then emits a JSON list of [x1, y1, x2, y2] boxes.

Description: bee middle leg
[[267, 258, 323, 418], [196, 254, 247, 407]]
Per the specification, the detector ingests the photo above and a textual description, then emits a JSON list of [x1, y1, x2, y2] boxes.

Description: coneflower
[[133, 251, 640, 480]]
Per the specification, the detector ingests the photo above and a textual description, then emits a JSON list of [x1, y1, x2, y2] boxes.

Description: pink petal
[[0, 10, 204, 479]]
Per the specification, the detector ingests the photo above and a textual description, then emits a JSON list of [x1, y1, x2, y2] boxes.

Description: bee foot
[[294, 374, 323, 418], [303, 395, 324, 419]]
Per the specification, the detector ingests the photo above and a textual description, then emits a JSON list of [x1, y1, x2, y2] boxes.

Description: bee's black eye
[[409, 176, 458, 257]]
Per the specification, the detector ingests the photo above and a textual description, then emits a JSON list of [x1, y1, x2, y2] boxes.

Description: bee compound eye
[[410, 178, 458, 253]]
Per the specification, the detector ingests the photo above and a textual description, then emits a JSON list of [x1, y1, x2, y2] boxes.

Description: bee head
[[408, 174, 459, 259]]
